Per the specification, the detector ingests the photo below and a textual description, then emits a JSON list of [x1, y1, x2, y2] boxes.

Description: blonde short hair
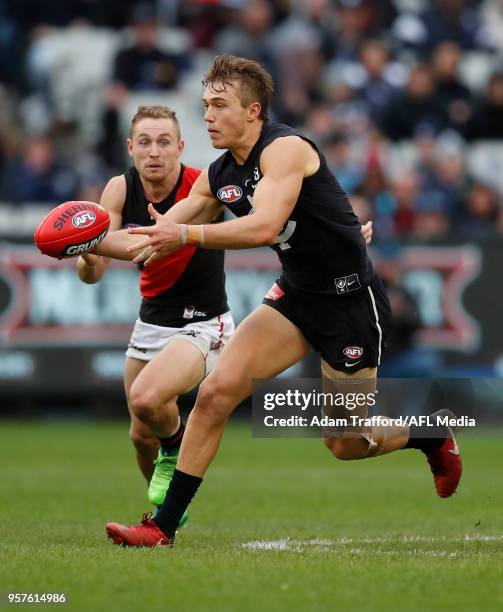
[[130, 105, 181, 140]]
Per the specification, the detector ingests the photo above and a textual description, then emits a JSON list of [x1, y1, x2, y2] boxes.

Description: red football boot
[[425, 410, 462, 498], [106, 513, 173, 547]]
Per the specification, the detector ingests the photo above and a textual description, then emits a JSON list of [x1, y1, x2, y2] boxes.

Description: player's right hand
[[127, 203, 184, 265]]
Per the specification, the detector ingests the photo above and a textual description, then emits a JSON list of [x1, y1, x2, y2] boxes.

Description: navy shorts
[[263, 274, 392, 373]]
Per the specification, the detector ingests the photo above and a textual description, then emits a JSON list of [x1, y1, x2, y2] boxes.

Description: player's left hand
[[361, 221, 373, 245], [127, 203, 183, 265]]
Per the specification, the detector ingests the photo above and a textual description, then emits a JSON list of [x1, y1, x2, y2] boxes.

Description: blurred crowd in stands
[[0, 0, 502, 245]]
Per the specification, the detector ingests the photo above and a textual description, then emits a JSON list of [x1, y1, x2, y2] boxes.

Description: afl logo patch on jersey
[[72, 210, 96, 228], [343, 346, 363, 359], [217, 185, 243, 203]]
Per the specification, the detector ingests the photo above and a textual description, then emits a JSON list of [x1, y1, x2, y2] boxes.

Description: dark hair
[[203, 55, 274, 121], [130, 105, 180, 139]]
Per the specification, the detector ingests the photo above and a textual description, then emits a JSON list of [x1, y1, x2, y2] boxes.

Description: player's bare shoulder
[[100, 175, 126, 229], [260, 135, 320, 178], [101, 175, 126, 210]]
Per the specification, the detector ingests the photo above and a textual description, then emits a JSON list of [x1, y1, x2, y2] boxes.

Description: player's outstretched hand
[[361, 221, 373, 245], [127, 203, 184, 266]]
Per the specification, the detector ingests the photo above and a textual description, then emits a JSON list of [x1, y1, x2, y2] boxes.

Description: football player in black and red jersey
[[103, 57, 462, 547], [77, 106, 234, 526]]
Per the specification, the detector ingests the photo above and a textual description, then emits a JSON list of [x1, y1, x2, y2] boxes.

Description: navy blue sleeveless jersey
[[122, 164, 228, 327], [208, 122, 374, 296]]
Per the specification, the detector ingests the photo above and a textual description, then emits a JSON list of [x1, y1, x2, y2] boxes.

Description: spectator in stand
[[362, 0, 397, 35], [420, 0, 491, 52], [112, 6, 188, 91], [1, 133, 80, 204], [271, 0, 337, 64], [275, 42, 325, 126], [322, 69, 370, 138], [468, 72, 503, 141], [332, 0, 373, 62], [459, 182, 501, 238], [356, 164, 395, 241], [323, 132, 364, 194], [356, 38, 404, 123], [214, 0, 277, 77], [389, 172, 421, 237], [413, 205, 450, 239], [5, 0, 138, 33], [418, 133, 473, 229], [481, 0, 503, 54], [304, 103, 337, 142], [267, 0, 335, 125], [349, 192, 373, 226], [177, 0, 244, 49], [0, 120, 18, 200], [100, 2, 191, 169], [393, 0, 491, 55], [431, 41, 473, 137], [413, 122, 439, 188], [0, 5, 25, 94], [379, 64, 443, 141]]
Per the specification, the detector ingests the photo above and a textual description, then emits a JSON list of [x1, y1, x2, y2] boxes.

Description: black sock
[[153, 468, 202, 538], [404, 420, 446, 454], [158, 421, 185, 455]]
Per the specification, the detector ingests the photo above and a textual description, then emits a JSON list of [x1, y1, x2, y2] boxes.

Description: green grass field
[[1, 420, 502, 611]]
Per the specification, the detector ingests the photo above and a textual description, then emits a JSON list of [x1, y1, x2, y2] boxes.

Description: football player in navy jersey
[[104, 57, 461, 548], [77, 106, 234, 526]]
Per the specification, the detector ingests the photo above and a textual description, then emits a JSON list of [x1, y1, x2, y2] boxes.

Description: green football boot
[[148, 448, 189, 528]]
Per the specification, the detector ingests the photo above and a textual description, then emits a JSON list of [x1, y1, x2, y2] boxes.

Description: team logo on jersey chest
[[217, 185, 243, 203]]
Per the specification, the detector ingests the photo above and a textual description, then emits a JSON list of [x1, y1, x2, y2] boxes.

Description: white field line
[[241, 535, 503, 554]]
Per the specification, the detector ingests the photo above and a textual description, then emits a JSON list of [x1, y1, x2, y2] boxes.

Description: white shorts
[[126, 311, 235, 375]]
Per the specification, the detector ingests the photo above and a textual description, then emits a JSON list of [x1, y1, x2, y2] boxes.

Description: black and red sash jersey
[[122, 164, 228, 327], [208, 121, 374, 297]]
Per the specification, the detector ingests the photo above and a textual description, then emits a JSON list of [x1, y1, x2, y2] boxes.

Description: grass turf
[[0, 420, 502, 611]]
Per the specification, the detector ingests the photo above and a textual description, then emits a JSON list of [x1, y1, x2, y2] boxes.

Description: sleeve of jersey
[[139, 165, 201, 299]]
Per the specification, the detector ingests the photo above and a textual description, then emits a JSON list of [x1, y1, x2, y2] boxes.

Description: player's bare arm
[[126, 167, 222, 261], [126, 168, 223, 262], [83, 170, 218, 264], [128, 136, 314, 265], [161, 168, 223, 225], [76, 175, 126, 283]]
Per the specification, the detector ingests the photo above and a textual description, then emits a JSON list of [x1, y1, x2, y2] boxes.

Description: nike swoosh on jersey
[[345, 360, 361, 368]]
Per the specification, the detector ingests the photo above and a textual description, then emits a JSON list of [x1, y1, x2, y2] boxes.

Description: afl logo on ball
[[343, 346, 363, 359], [72, 210, 96, 228], [217, 185, 242, 203]]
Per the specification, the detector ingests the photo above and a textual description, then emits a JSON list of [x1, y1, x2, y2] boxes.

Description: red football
[[34, 201, 110, 259]]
